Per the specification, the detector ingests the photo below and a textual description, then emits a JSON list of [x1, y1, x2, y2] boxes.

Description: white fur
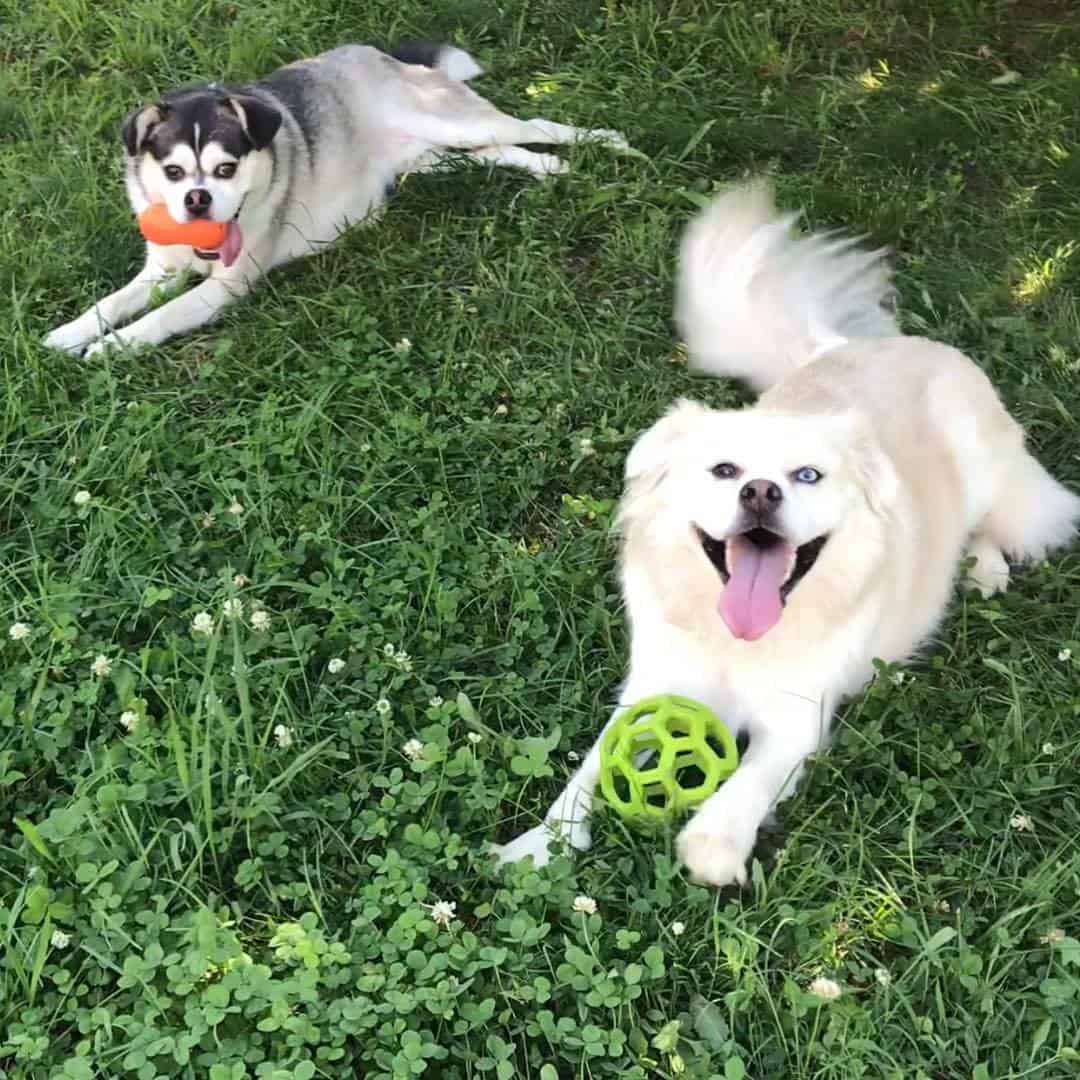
[[494, 181, 1080, 887], [44, 43, 629, 356]]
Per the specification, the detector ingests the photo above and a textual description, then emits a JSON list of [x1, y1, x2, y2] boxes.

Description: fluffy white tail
[[984, 453, 1080, 561], [675, 181, 899, 392], [391, 41, 483, 82]]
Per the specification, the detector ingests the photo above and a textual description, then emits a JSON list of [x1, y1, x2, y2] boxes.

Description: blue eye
[[793, 466, 822, 484]]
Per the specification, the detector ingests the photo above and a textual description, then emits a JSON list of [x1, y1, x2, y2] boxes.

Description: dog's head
[[622, 400, 897, 641], [122, 87, 281, 259]]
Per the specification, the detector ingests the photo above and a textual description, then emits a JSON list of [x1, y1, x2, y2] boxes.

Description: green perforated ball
[[598, 695, 739, 821]]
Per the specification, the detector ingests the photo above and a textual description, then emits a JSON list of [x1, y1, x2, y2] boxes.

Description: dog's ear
[[625, 398, 711, 483], [121, 103, 167, 157], [821, 411, 899, 519], [224, 93, 282, 150], [854, 437, 899, 519]]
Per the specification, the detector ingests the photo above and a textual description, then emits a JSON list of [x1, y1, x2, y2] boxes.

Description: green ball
[[598, 695, 739, 821]]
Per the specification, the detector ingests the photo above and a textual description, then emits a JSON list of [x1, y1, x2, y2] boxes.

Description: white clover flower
[[402, 737, 423, 759], [495, 404, 509, 416], [376, 698, 392, 717], [809, 976, 841, 1001], [1040, 928, 1065, 945], [671, 921, 686, 936], [73, 490, 92, 506], [201, 513, 216, 528], [90, 654, 112, 678], [578, 437, 595, 456], [328, 657, 346, 674], [383, 643, 397, 657], [120, 710, 140, 733], [393, 337, 412, 355], [890, 670, 908, 686], [250, 609, 271, 632], [429, 695, 444, 709], [273, 724, 294, 748], [1059, 648, 1072, 662], [567, 750, 581, 763], [935, 899, 952, 914], [233, 574, 250, 587], [395, 649, 413, 672], [1010, 813, 1034, 833], [467, 732, 483, 744], [227, 500, 244, 516], [8, 622, 30, 641], [192, 611, 215, 635], [874, 967, 892, 986], [222, 598, 244, 620], [50, 929, 71, 949], [572, 895, 597, 915], [425, 899, 456, 927], [1042, 742, 1055, 756]]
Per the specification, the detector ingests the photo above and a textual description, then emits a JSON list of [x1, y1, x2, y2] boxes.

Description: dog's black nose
[[184, 188, 212, 217], [740, 478, 783, 513]]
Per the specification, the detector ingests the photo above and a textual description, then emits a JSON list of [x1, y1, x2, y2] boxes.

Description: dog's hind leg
[[963, 535, 1011, 597], [965, 448, 1080, 595], [397, 102, 628, 155], [411, 144, 569, 178]]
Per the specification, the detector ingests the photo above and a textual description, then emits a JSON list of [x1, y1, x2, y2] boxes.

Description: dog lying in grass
[[495, 181, 1080, 887], [44, 40, 627, 357]]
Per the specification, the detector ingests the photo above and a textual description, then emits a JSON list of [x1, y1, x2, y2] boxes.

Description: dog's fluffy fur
[[495, 181, 1080, 887], [45, 42, 627, 356]]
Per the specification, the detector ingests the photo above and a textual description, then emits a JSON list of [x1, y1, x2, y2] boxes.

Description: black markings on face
[[141, 89, 255, 163], [123, 85, 282, 163]]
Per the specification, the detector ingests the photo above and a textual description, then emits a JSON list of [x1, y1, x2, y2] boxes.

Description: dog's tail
[[983, 452, 1080, 561], [675, 181, 899, 393], [391, 40, 483, 82]]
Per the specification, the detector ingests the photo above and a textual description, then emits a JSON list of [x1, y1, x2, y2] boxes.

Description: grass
[[2, 0, 1080, 1076]]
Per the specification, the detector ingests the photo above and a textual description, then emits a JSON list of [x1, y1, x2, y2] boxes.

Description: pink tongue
[[214, 220, 243, 267], [718, 534, 794, 641]]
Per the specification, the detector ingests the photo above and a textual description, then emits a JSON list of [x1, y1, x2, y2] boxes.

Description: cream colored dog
[[494, 181, 1080, 888]]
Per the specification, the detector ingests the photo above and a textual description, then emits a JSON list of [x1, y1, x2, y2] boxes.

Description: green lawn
[[2, 0, 1080, 1077]]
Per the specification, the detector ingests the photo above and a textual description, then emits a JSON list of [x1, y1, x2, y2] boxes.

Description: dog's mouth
[[194, 200, 246, 265], [695, 524, 828, 641]]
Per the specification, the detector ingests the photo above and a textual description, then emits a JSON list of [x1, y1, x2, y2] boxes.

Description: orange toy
[[138, 204, 228, 250]]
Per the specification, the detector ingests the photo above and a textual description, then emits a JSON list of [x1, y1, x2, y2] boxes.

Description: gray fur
[[45, 41, 629, 356]]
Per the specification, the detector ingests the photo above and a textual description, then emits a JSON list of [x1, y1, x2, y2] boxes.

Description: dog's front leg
[[84, 270, 252, 357], [43, 258, 177, 355], [677, 694, 828, 888], [491, 709, 618, 868]]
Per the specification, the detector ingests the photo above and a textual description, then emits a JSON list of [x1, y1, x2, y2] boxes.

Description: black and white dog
[[45, 42, 628, 356]]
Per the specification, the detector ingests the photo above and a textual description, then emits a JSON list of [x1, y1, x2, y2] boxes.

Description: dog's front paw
[[491, 823, 558, 868], [676, 821, 753, 889], [44, 319, 98, 356], [491, 814, 592, 869], [85, 331, 140, 358]]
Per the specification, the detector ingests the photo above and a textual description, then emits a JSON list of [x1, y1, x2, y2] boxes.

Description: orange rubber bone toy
[[137, 204, 228, 251]]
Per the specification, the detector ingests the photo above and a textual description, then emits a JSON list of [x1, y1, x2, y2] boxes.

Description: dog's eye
[[163, 165, 184, 181], [711, 462, 740, 480], [793, 466, 823, 484], [214, 162, 237, 179]]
